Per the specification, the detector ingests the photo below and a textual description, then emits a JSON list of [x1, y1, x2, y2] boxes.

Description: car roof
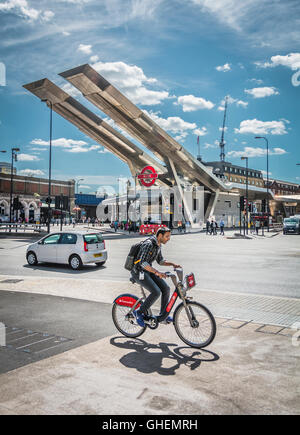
[[45, 231, 103, 235]]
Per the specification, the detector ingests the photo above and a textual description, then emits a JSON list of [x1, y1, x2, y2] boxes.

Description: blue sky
[[0, 0, 300, 194]]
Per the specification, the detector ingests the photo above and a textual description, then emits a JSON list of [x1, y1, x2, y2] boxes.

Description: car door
[[57, 233, 77, 264], [38, 233, 61, 262]]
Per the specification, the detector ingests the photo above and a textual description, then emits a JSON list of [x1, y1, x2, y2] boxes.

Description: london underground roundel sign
[[137, 166, 158, 187]]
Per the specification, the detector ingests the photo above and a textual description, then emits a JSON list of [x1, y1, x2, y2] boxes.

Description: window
[[60, 233, 77, 244], [43, 234, 61, 244], [83, 233, 104, 244]]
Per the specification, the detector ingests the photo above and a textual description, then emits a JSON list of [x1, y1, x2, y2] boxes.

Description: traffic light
[[45, 196, 52, 205], [239, 196, 244, 210], [13, 197, 22, 210], [55, 195, 69, 210], [63, 196, 69, 210], [262, 199, 266, 213], [55, 196, 61, 209]]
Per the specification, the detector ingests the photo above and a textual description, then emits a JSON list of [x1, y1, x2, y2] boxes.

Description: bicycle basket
[[186, 273, 196, 289]]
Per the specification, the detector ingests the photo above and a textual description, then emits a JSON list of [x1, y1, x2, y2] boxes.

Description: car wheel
[[69, 254, 83, 270], [27, 251, 38, 266], [95, 261, 106, 267]]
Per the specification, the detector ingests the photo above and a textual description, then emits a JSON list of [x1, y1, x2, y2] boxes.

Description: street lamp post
[[126, 179, 131, 223], [241, 156, 249, 235], [41, 99, 53, 234], [75, 178, 84, 221], [9, 148, 20, 224], [255, 136, 269, 232]]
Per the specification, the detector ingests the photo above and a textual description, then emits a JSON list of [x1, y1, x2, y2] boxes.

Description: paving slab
[[0, 321, 299, 415]]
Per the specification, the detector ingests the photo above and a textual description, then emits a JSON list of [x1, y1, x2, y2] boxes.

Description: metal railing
[[0, 223, 44, 233]]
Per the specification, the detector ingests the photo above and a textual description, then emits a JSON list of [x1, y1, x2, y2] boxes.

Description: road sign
[[137, 166, 158, 187]]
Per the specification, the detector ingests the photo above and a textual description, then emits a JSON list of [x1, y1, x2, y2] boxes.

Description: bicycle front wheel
[[112, 299, 146, 338], [174, 301, 216, 348]]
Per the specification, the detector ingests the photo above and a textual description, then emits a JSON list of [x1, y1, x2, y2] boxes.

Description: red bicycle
[[112, 268, 216, 349]]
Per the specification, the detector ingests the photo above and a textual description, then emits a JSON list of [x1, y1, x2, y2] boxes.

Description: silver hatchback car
[[26, 231, 107, 270]]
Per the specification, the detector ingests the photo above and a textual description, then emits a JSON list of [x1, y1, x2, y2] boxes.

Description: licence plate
[[94, 253, 102, 258]]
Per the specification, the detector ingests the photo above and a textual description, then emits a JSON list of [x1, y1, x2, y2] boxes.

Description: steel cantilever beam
[[23, 78, 168, 181], [59, 64, 229, 193]]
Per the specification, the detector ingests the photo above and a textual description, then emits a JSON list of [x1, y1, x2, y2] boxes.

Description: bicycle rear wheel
[[174, 301, 216, 348], [112, 298, 147, 338]]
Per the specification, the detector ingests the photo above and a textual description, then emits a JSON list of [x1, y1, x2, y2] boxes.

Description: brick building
[[0, 172, 75, 223]]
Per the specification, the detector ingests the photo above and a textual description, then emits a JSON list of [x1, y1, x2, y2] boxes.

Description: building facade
[[0, 162, 16, 175], [0, 173, 75, 223]]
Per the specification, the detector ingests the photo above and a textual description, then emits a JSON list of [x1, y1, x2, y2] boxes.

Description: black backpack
[[124, 237, 154, 271]]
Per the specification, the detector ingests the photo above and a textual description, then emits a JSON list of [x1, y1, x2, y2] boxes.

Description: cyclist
[[131, 226, 181, 327]]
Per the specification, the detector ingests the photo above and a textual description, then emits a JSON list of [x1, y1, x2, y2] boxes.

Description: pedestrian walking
[[219, 218, 225, 235], [206, 219, 210, 235], [210, 219, 217, 235], [255, 220, 260, 235]]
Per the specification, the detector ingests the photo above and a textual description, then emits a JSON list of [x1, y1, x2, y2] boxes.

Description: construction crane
[[219, 96, 228, 162]]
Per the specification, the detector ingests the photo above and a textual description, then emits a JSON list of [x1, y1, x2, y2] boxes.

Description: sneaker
[[133, 310, 145, 327], [161, 316, 173, 325]]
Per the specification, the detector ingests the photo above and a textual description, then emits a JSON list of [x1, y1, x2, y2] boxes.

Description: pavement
[[0, 276, 299, 415]]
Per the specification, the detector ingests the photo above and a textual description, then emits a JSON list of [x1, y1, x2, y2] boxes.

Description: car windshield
[[284, 219, 298, 223], [83, 233, 104, 244]]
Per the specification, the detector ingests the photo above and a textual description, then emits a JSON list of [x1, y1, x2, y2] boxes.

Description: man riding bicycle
[[131, 227, 181, 327]]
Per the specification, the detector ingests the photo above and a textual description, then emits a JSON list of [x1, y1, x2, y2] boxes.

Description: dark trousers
[[131, 270, 170, 320]]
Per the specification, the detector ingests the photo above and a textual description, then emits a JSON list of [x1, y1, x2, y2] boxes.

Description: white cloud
[[236, 100, 248, 108], [249, 78, 263, 85], [31, 138, 100, 153], [204, 142, 218, 149], [190, 0, 255, 31], [228, 147, 287, 158], [176, 95, 214, 111], [194, 127, 208, 136], [92, 61, 169, 105], [17, 153, 40, 161], [0, 0, 54, 22], [255, 53, 300, 71], [31, 138, 87, 148], [218, 94, 248, 110], [19, 169, 45, 176], [234, 119, 288, 135], [64, 144, 101, 153], [144, 110, 207, 142], [61, 83, 82, 98], [98, 147, 112, 154], [244, 87, 279, 98], [145, 110, 196, 134], [216, 63, 231, 72], [90, 55, 99, 63], [41, 10, 55, 22], [78, 44, 93, 55], [0, 0, 40, 20]]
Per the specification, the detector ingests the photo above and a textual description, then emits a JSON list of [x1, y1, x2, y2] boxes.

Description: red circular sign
[[137, 166, 158, 187]]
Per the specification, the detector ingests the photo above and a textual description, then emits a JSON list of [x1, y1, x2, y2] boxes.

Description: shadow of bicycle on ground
[[110, 336, 219, 376]]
